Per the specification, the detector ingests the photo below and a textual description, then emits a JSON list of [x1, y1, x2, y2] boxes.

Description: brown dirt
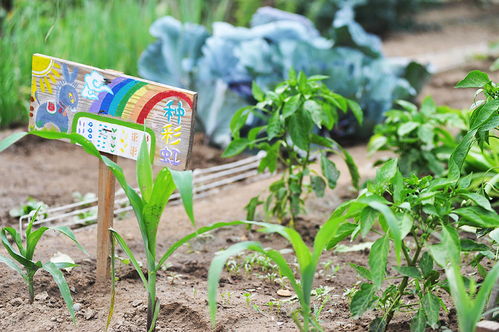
[[0, 2, 497, 331]]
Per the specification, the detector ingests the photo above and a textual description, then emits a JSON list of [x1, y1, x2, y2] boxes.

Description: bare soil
[[0, 2, 498, 331]]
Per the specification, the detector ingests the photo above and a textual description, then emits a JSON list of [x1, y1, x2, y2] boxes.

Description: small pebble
[[132, 300, 142, 307], [73, 303, 83, 312], [277, 289, 292, 297], [9, 297, 23, 306], [35, 291, 49, 301], [84, 309, 96, 320]]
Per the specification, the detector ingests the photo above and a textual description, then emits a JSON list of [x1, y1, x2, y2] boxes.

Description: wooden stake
[[96, 153, 118, 283]]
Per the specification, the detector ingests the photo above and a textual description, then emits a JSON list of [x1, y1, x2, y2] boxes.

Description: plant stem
[[28, 273, 34, 304], [384, 239, 423, 329], [147, 271, 157, 332]]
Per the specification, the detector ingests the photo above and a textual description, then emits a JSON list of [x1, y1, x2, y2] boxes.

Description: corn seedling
[[0, 130, 253, 331], [430, 226, 499, 332], [207, 216, 350, 332], [0, 207, 87, 322]]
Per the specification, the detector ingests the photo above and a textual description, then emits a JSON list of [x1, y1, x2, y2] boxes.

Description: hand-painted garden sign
[[29, 54, 197, 170]]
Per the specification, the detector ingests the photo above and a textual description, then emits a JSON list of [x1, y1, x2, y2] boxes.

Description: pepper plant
[[368, 97, 465, 176], [326, 158, 498, 331], [223, 70, 363, 226], [0, 207, 87, 322]]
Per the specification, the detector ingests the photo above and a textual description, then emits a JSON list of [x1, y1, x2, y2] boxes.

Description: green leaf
[[327, 223, 356, 248], [350, 283, 376, 318], [367, 134, 387, 154], [0, 253, 26, 281], [454, 206, 499, 228], [251, 81, 265, 101], [340, 147, 360, 190], [397, 121, 419, 136], [368, 235, 389, 289], [459, 193, 493, 212], [417, 124, 434, 148], [42, 262, 76, 323], [310, 175, 326, 197], [100, 155, 151, 261], [0, 131, 28, 152], [448, 129, 477, 180], [347, 100, 363, 125], [375, 158, 398, 185], [1, 228, 38, 270], [230, 106, 251, 135], [303, 99, 323, 127], [171, 170, 195, 225], [410, 309, 426, 332], [307, 75, 329, 81], [393, 265, 421, 279], [137, 136, 153, 202], [288, 109, 311, 150], [157, 221, 248, 269], [320, 153, 339, 189], [396, 100, 418, 113], [282, 95, 301, 118], [360, 207, 377, 237], [470, 100, 499, 130], [420, 96, 436, 115], [418, 252, 433, 278], [455, 70, 490, 88], [50, 226, 88, 255], [245, 196, 262, 220], [460, 239, 490, 252], [267, 111, 282, 140], [422, 292, 440, 328], [222, 138, 249, 158], [109, 229, 148, 289], [350, 263, 372, 280]]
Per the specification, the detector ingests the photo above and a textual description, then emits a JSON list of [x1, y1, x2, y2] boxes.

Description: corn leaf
[[109, 229, 148, 289], [2, 226, 25, 256], [156, 220, 248, 270], [171, 170, 195, 225], [137, 136, 154, 203], [42, 262, 76, 323], [0, 131, 28, 153], [0, 253, 27, 281], [1, 228, 38, 269]]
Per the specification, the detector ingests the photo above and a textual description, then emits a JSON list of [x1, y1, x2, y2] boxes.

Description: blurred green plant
[[9, 196, 48, 220], [0, 0, 160, 128], [368, 97, 466, 176]]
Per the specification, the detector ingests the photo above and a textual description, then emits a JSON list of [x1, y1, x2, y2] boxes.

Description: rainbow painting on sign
[[29, 53, 197, 170]]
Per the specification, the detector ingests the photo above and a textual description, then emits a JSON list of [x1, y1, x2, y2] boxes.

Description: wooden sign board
[[29, 54, 197, 170]]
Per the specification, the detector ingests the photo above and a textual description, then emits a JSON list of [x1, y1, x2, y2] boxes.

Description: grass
[[0, 0, 160, 128]]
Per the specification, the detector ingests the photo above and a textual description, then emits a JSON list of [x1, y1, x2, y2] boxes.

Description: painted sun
[[31, 54, 61, 97]]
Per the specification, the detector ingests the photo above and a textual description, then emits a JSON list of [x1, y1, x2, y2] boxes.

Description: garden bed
[[1, 3, 498, 331]]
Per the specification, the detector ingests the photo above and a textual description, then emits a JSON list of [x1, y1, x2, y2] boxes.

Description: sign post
[[95, 153, 118, 282], [29, 54, 197, 283]]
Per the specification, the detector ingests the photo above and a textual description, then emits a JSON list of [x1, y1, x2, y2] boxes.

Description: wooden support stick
[[96, 153, 118, 283]]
